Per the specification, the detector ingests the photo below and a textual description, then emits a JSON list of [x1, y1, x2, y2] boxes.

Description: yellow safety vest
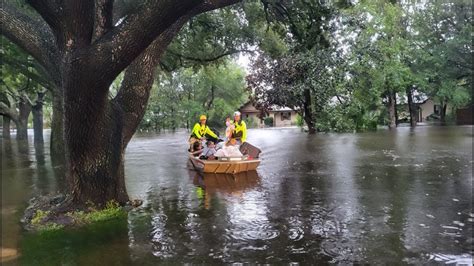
[[191, 123, 217, 139], [232, 120, 247, 142]]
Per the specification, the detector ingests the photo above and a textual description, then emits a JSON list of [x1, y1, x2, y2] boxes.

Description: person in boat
[[189, 114, 219, 151], [200, 140, 217, 159], [225, 116, 234, 140], [214, 138, 243, 157], [231, 111, 247, 144], [191, 141, 203, 156]]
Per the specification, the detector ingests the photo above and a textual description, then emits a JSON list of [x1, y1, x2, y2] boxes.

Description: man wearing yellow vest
[[231, 111, 247, 144], [189, 115, 218, 151]]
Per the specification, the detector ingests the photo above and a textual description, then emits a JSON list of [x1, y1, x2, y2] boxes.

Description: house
[[239, 101, 298, 127], [239, 101, 263, 127], [415, 98, 451, 122]]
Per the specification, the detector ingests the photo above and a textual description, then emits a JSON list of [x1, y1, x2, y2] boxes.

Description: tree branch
[[0, 2, 58, 73], [27, 0, 95, 50], [93, 0, 114, 42], [91, 0, 242, 86], [0, 102, 18, 122], [26, 0, 62, 33], [113, 0, 242, 145]]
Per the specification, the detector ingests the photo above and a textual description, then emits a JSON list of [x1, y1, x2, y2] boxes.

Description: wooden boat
[[189, 154, 260, 174]]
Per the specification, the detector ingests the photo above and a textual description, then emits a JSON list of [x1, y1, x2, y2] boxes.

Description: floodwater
[[1, 126, 473, 265]]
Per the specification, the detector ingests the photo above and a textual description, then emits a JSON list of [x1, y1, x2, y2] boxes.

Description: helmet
[[233, 111, 241, 117], [200, 115, 207, 120]]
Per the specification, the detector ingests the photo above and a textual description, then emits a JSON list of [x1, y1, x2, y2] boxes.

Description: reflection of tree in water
[[20, 217, 131, 265]]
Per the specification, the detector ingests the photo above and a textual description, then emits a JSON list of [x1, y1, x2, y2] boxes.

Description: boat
[[188, 154, 261, 174], [188, 141, 262, 174]]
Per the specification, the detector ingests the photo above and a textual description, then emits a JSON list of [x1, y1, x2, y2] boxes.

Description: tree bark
[[16, 97, 32, 140], [2, 116, 11, 138], [387, 91, 397, 129], [32, 92, 45, 144], [406, 87, 417, 127], [50, 88, 65, 163], [303, 88, 316, 134]]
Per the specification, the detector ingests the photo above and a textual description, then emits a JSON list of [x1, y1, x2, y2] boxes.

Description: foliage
[[295, 114, 304, 128], [247, 0, 472, 132], [245, 116, 258, 128], [264, 116, 274, 127], [140, 61, 247, 131]]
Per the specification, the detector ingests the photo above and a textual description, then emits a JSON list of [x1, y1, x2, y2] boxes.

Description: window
[[434, 105, 441, 115], [281, 112, 291, 121]]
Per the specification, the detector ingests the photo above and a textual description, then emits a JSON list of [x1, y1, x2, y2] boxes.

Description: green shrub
[[295, 114, 304, 127], [263, 117, 274, 126]]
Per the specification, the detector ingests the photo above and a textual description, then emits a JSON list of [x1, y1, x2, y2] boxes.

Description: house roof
[[239, 100, 294, 113]]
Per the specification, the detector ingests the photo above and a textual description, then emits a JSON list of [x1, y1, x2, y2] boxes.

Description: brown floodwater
[[1, 126, 473, 265]]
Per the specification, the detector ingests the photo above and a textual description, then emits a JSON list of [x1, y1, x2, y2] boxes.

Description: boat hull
[[189, 155, 260, 174]]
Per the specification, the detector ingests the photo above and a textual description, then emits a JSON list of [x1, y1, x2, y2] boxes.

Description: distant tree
[[142, 62, 247, 131]]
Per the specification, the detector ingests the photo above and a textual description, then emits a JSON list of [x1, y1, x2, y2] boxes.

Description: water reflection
[[193, 171, 260, 209]]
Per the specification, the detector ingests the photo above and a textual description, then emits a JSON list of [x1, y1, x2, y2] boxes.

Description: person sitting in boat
[[189, 115, 219, 151], [225, 116, 234, 140], [200, 140, 217, 160], [214, 138, 243, 157], [231, 111, 247, 144], [191, 141, 203, 156]]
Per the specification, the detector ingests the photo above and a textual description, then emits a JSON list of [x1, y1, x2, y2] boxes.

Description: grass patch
[[29, 200, 125, 233], [31, 210, 65, 232], [67, 200, 124, 225], [31, 210, 50, 225]]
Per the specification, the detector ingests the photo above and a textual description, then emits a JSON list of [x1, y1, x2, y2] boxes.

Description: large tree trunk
[[50, 88, 66, 164], [1, 0, 242, 208], [32, 92, 45, 144], [63, 67, 129, 205], [65, 13, 193, 206], [406, 87, 417, 127], [2, 116, 11, 138], [387, 91, 397, 129], [303, 88, 316, 134]]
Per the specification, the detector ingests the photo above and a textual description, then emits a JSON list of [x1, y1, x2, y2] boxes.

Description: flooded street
[[1, 126, 473, 264]]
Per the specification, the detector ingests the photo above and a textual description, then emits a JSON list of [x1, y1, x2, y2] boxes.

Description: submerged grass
[[30, 200, 125, 233], [67, 200, 124, 225]]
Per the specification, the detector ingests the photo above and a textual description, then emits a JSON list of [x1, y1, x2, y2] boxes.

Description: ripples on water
[[1, 127, 473, 264]]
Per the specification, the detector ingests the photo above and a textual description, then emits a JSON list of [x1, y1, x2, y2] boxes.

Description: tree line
[[247, 0, 472, 133]]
